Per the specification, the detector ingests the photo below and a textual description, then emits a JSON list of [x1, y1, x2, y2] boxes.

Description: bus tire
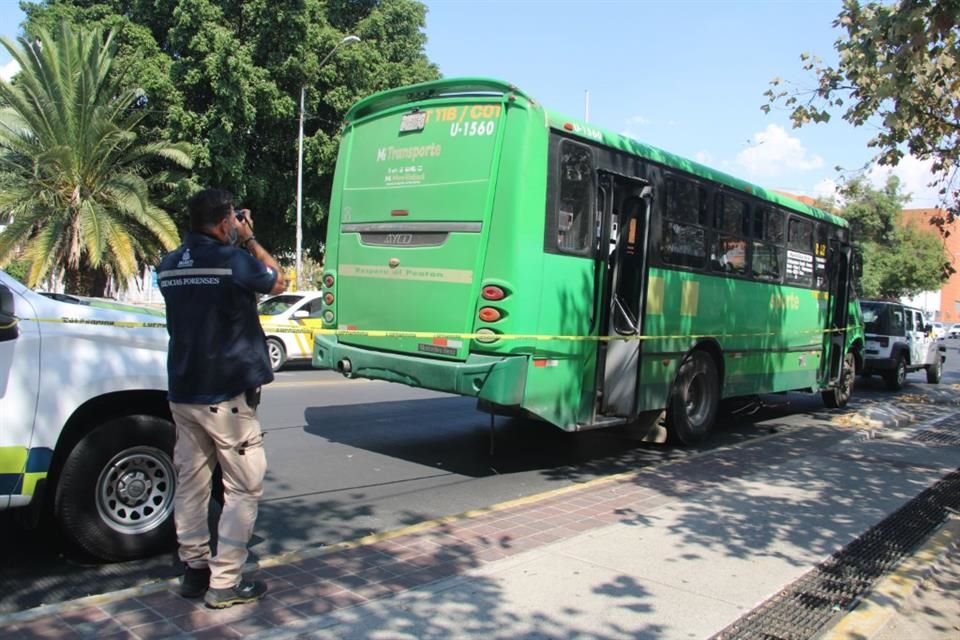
[[665, 351, 719, 445], [883, 354, 908, 391], [926, 357, 942, 384], [822, 351, 855, 409], [266, 337, 286, 372], [55, 415, 177, 562]]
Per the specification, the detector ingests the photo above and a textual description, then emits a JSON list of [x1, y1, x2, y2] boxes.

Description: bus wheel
[[666, 351, 719, 445], [822, 351, 855, 409], [883, 354, 908, 391], [55, 415, 177, 561]]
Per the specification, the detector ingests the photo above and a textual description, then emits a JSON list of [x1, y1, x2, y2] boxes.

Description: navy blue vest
[[158, 233, 277, 403]]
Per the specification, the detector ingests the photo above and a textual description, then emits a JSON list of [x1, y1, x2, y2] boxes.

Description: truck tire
[[55, 415, 177, 561], [665, 350, 719, 445], [883, 353, 908, 391], [926, 357, 942, 384]]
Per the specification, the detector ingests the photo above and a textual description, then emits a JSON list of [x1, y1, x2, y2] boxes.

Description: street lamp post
[[295, 35, 361, 291]]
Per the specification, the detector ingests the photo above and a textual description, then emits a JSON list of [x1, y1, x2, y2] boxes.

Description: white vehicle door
[[0, 278, 42, 509], [908, 310, 930, 365]]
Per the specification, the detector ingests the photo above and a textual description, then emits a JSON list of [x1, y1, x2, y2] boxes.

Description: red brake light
[[323, 274, 335, 288], [563, 123, 574, 131], [482, 285, 506, 301], [479, 307, 502, 322], [324, 293, 334, 305], [391, 209, 409, 217]]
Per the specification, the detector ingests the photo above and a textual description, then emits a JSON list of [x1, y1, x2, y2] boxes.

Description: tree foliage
[[0, 24, 193, 293], [765, 0, 960, 218], [826, 176, 951, 299], [22, 0, 440, 258]]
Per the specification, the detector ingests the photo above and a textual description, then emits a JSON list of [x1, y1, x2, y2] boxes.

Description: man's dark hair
[[188, 188, 234, 231]]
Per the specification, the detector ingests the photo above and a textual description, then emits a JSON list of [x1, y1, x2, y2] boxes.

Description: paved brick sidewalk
[[0, 426, 842, 640], [0, 415, 954, 640]]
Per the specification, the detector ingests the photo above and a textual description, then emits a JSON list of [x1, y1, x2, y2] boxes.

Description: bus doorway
[[596, 173, 652, 423]]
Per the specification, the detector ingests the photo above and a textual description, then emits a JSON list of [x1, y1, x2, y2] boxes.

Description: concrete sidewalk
[[0, 406, 958, 639]]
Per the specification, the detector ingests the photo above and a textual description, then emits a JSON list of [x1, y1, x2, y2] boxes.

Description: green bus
[[312, 78, 863, 444]]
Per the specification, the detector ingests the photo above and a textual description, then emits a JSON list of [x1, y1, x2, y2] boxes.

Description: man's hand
[[235, 208, 255, 245]]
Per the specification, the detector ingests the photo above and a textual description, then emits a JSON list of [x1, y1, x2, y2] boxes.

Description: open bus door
[[594, 172, 653, 425], [821, 237, 853, 406]]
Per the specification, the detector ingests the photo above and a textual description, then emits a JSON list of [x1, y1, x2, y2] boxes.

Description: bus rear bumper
[[313, 336, 528, 405]]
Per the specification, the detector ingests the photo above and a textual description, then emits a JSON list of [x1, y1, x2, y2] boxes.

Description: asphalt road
[[3, 343, 959, 614]]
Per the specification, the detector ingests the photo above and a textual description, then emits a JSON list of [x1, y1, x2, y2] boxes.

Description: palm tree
[[0, 25, 192, 295]]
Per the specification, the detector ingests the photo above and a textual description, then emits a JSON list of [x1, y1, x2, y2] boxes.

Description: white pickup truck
[[0, 269, 176, 561]]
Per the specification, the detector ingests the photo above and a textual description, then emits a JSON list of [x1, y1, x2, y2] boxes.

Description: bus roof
[[344, 77, 847, 228]]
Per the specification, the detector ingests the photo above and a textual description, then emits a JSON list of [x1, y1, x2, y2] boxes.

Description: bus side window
[[713, 194, 749, 276], [785, 217, 814, 287], [555, 140, 595, 255], [660, 176, 708, 269], [750, 206, 784, 282]]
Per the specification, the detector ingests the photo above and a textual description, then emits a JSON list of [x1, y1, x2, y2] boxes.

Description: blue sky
[[0, 0, 941, 206]]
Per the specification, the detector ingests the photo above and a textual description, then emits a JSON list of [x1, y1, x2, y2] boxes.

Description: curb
[[818, 514, 960, 640]]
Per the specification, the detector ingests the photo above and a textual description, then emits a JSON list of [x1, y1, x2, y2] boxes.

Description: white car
[[1, 270, 174, 561], [949, 323, 960, 339], [259, 291, 325, 371], [930, 321, 946, 339]]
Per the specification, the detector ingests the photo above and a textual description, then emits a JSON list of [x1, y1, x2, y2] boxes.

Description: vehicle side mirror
[[0, 284, 20, 342], [292, 310, 309, 320], [852, 250, 863, 279]]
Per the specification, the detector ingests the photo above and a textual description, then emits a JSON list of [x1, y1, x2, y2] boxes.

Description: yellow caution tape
[[24, 316, 858, 342]]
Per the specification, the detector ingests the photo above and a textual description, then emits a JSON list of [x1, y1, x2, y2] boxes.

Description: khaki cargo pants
[[170, 393, 267, 590]]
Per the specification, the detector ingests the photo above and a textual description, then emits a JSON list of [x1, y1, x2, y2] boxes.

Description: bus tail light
[[474, 328, 499, 344], [323, 310, 334, 323], [478, 307, 502, 322], [482, 285, 507, 301], [324, 292, 335, 305], [323, 274, 335, 288]]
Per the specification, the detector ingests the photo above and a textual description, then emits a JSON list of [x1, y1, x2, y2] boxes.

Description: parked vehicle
[[258, 291, 324, 371], [930, 321, 946, 339], [0, 270, 174, 561], [859, 300, 945, 390], [949, 323, 960, 338]]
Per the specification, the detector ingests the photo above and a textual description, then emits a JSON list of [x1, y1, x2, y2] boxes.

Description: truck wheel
[[55, 415, 177, 562], [822, 351, 855, 408], [883, 354, 908, 391], [926, 357, 942, 384], [665, 351, 719, 445], [266, 337, 287, 372]]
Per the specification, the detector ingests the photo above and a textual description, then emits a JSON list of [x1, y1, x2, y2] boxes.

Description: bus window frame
[[711, 191, 751, 278], [545, 136, 598, 258], [659, 173, 712, 271], [750, 205, 785, 283], [786, 215, 816, 287]]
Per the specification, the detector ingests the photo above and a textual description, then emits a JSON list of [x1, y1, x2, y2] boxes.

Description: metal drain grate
[[711, 469, 960, 640], [909, 420, 960, 447]]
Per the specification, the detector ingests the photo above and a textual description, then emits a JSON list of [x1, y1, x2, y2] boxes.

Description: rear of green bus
[[313, 79, 551, 411]]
